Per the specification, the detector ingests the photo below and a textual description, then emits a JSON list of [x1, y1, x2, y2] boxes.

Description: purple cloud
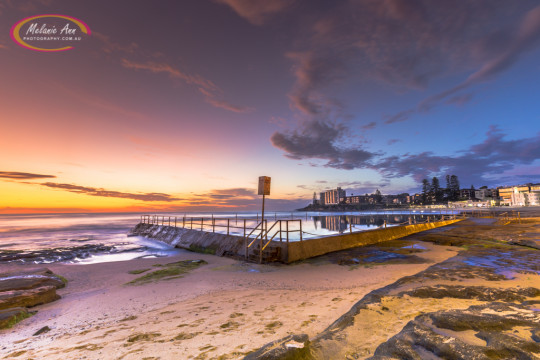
[[271, 120, 377, 170], [215, 0, 294, 25], [377, 126, 540, 185], [41, 182, 181, 202], [386, 4, 540, 123], [0, 171, 56, 180]]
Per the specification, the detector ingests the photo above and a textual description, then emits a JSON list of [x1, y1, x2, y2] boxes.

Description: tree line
[[421, 175, 461, 204]]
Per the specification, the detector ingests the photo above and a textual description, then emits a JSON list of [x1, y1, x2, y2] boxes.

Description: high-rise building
[[323, 187, 346, 205]]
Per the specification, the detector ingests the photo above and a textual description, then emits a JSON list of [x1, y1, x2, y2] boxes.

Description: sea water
[[0, 210, 453, 265]]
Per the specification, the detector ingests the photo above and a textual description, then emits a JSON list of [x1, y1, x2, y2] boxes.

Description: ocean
[[0, 210, 453, 265]]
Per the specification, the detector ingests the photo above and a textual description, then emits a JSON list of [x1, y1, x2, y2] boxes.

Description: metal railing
[[139, 213, 461, 263], [139, 215, 303, 262]]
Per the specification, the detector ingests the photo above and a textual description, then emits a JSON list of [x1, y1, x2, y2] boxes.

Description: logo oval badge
[[11, 14, 91, 52]]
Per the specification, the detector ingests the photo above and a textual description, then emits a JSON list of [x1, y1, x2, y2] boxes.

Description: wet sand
[[0, 240, 456, 359]]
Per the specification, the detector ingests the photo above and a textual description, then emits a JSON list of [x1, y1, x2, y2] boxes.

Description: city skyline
[[1, 0, 539, 213]]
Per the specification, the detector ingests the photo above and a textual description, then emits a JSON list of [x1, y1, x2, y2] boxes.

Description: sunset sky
[[1, 0, 539, 213]]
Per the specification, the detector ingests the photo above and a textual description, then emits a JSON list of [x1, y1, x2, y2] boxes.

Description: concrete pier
[[129, 218, 462, 263]]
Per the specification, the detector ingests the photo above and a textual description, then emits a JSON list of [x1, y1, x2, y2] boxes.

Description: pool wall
[[130, 218, 462, 263], [285, 219, 462, 263]]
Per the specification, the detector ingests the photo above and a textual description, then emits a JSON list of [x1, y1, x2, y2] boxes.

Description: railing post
[[175, 217, 177, 228], [201, 218, 204, 231], [243, 219, 246, 238], [286, 221, 289, 245], [299, 220, 303, 241], [279, 220, 282, 243], [212, 218, 215, 233], [227, 219, 230, 235], [191, 217, 193, 229], [350, 221, 352, 233], [168, 217, 171, 227]]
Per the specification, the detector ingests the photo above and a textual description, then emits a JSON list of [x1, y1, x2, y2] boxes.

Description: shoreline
[[1, 240, 457, 359], [1, 212, 539, 359]]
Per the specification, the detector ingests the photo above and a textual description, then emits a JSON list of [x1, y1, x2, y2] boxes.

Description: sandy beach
[[1, 211, 539, 359], [1, 240, 457, 359]]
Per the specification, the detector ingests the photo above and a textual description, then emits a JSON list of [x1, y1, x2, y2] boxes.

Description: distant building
[[323, 187, 346, 205], [459, 188, 476, 200], [319, 192, 326, 206], [383, 193, 409, 205], [498, 184, 540, 206], [344, 195, 371, 205], [475, 188, 495, 200]]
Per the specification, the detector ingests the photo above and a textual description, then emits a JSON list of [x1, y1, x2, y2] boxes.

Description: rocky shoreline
[[247, 217, 540, 359], [0, 268, 66, 330], [1, 214, 538, 359]]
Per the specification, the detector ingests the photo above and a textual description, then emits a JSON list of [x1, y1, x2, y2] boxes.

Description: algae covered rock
[[0, 285, 60, 310], [0, 267, 65, 329], [370, 302, 540, 360], [0, 307, 31, 329]]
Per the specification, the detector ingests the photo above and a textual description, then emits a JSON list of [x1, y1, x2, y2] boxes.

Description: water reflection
[[312, 214, 445, 234]]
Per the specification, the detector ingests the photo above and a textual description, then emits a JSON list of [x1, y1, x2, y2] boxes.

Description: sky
[[1, 0, 539, 213]]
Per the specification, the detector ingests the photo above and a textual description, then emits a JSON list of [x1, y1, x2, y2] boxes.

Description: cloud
[[41, 182, 181, 202], [198, 88, 254, 113], [387, 139, 401, 145], [121, 59, 217, 91], [446, 94, 473, 106], [122, 59, 252, 113], [210, 188, 257, 197], [385, 4, 540, 123], [215, 0, 294, 25], [192, 188, 258, 203], [376, 126, 540, 185], [94, 32, 139, 54], [185, 187, 308, 210], [271, 120, 377, 170], [278, 2, 539, 127], [0, 43, 7, 50], [0, 171, 56, 180], [361, 122, 377, 130]]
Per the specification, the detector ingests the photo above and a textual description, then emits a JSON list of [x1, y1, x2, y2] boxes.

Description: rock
[[0, 274, 65, 292], [400, 285, 540, 302], [0, 267, 54, 278], [0, 286, 60, 310], [33, 325, 51, 336], [508, 238, 540, 250], [0, 267, 66, 292], [370, 302, 540, 360], [0, 244, 114, 263], [243, 334, 310, 360], [0, 307, 30, 329]]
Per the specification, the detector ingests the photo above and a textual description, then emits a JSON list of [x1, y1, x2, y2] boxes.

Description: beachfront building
[[459, 188, 476, 200], [323, 187, 346, 205], [344, 195, 372, 205], [498, 184, 540, 206], [383, 193, 409, 205]]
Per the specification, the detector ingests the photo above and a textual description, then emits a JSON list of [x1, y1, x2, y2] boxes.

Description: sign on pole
[[258, 176, 271, 195]]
